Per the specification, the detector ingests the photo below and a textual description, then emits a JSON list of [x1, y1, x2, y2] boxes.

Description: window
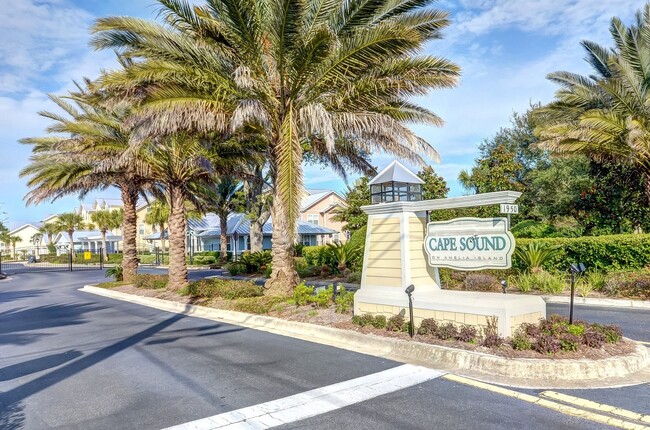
[[138, 223, 145, 235], [300, 235, 313, 246], [307, 214, 319, 225], [370, 181, 422, 203], [333, 233, 340, 243]]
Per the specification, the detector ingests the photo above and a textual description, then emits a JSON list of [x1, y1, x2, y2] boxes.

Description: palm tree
[[535, 4, 650, 203], [54, 212, 88, 257], [20, 83, 154, 283], [91, 209, 123, 261], [8, 235, 21, 260], [39, 223, 58, 246], [145, 200, 170, 256], [210, 177, 240, 263], [92, 0, 459, 295]]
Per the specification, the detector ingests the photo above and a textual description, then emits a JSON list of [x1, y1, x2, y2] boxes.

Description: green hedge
[[515, 234, 650, 273]]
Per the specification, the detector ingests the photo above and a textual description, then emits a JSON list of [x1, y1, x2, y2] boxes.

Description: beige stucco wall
[[300, 193, 346, 243]]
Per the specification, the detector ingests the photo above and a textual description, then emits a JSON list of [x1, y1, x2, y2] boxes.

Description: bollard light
[[569, 263, 586, 324], [405, 284, 415, 338], [500, 279, 508, 294]]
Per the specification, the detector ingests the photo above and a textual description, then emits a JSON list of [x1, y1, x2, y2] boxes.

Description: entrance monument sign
[[353, 161, 546, 337], [424, 218, 515, 270]]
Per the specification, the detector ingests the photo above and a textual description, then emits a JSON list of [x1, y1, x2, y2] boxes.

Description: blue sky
[[0, 0, 643, 228]]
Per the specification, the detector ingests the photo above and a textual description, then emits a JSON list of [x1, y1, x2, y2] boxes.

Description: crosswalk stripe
[[163, 364, 445, 430]]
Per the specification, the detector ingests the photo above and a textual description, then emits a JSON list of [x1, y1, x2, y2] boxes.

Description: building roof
[[368, 160, 424, 185], [8, 223, 42, 235], [301, 190, 345, 211], [55, 230, 123, 244], [191, 213, 336, 238]]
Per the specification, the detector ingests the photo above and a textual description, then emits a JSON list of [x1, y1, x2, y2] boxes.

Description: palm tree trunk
[[167, 186, 188, 291], [250, 209, 270, 253], [159, 222, 166, 259], [219, 212, 228, 263], [265, 194, 299, 296], [121, 186, 139, 283], [101, 229, 108, 263]]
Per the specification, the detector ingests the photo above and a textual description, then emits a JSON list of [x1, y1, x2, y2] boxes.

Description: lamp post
[[405, 284, 415, 338], [569, 263, 586, 324]]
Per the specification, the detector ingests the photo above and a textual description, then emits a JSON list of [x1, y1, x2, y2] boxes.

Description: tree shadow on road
[[0, 303, 107, 346], [0, 350, 83, 382], [0, 289, 48, 303]]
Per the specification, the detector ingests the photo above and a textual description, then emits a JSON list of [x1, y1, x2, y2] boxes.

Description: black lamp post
[[569, 263, 586, 324], [405, 284, 415, 338]]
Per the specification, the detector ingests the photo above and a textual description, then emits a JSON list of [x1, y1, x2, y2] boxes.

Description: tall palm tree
[[92, 0, 459, 295], [210, 177, 240, 263], [8, 235, 21, 260], [91, 209, 123, 261], [39, 223, 58, 246], [535, 4, 650, 203], [20, 83, 153, 283], [145, 200, 170, 254], [53, 212, 88, 257]]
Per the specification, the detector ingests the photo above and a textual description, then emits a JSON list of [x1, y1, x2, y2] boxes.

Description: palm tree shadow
[[0, 289, 48, 302], [0, 350, 83, 382]]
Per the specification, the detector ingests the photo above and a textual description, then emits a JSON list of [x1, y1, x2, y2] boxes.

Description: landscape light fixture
[[500, 279, 507, 294], [405, 284, 415, 338], [569, 262, 586, 324]]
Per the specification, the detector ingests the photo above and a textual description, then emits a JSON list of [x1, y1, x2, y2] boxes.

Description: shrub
[[105, 265, 123, 281], [182, 279, 263, 299], [511, 220, 557, 239], [436, 322, 458, 340], [371, 315, 387, 329], [592, 324, 623, 343], [536, 271, 565, 295], [534, 335, 561, 354], [510, 330, 532, 351], [519, 322, 541, 338], [603, 271, 650, 300], [585, 271, 606, 291], [303, 246, 336, 268], [326, 241, 363, 272], [293, 282, 314, 306], [134, 274, 168, 289], [463, 273, 499, 292], [456, 325, 478, 343], [582, 329, 606, 348], [483, 335, 503, 348], [482, 316, 504, 347], [346, 271, 362, 284], [335, 287, 355, 313], [514, 234, 650, 273], [575, 279, 593, 298], [567, 324, 585, 337], [560, 333, 581, 352], [193, 255, 216, 265], [511, 273, 535, 292], [387, 314, 406, 332], [417, 318, 439, 336], [514, 242, 560, 272], [234, 296, 286, 314], [311, 286, 333, 308], [227, 262, 246, 276], [347, 225, 367, 254]]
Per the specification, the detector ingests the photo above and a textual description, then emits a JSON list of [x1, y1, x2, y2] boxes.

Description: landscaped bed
[[98, 275, 637, 361]]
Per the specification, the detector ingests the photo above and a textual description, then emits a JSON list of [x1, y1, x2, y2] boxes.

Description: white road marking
[[163, 364, 445, 430]]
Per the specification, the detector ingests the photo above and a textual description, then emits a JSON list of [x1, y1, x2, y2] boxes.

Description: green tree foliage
[[418, 166, 449, 200], [332, 176, 371, 234]]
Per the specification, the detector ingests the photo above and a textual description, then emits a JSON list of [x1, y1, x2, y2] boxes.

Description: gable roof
[[9, 223, 42, 235], [368, 160, 424, 185], [301, 190, 345, 211]]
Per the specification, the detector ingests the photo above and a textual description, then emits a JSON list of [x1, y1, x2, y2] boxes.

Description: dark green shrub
[[134, 274, 168, 289], [417, 318, 439, 336], [335, 287, 354, 313], [347, 225, 367, 254], [463, 273, 499, 292], [387, 314, 406, 332], [511, 220, 557, 238], [352, 313, 380, 327], [436, 322, 458, 340], [226, 262, 246, 276], [514, 234, 650, 273], [105, 265, 123, 281], [456, 325, 478, 342]]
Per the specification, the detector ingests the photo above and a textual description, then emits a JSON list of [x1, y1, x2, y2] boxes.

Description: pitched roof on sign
[[368, 160, 424, 185]]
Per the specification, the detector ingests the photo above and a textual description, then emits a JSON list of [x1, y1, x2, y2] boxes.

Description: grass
[[96, 281, 128, 289]]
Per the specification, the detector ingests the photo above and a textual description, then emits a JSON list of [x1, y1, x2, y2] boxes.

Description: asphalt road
[[0, 270, 642, 429]]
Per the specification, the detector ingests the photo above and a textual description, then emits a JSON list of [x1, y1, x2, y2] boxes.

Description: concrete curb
[[542, 295, 650, 309], [81, 285, 650, 388]]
